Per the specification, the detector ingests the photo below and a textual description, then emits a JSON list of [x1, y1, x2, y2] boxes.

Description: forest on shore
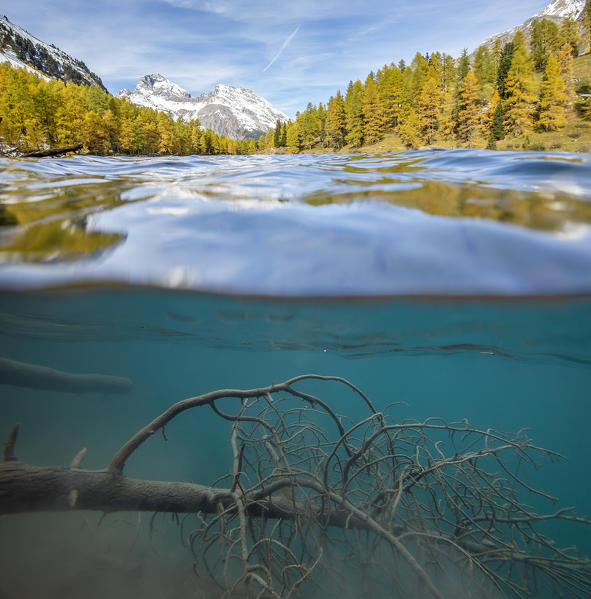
[[0, 63, 257, 155], [3, 7, 591, 155], [264, 12, 591, 153]]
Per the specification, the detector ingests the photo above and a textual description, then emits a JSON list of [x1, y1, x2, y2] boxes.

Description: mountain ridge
[[118, 74, 289, 140], [477, 0, 585, 52], [0, 15, 105, 90]]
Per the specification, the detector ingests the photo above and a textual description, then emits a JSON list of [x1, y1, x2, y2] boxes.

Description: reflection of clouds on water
[[1, 150, 591, 295]]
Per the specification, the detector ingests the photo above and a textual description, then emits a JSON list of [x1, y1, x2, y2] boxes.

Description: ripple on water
[[0, 149, 590, 295]]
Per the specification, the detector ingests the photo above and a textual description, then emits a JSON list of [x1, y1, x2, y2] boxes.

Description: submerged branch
[[2, 374, 590, 598], [0, 357, 132, 395]]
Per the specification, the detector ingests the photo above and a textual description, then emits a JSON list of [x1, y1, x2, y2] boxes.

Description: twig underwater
[[0, 374, 589, 598]]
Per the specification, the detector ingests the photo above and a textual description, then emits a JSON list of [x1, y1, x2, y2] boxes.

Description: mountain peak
[[137, 73, 191, 99], [539, 0, 584, 18], [118, 75, 288, 140]]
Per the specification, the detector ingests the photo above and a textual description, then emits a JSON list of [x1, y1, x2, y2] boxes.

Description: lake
[[0, 150, 590, 599]]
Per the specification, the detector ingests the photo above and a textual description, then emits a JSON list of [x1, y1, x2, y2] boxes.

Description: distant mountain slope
[[0, 15, 105, 90], [118, 74, 288, 140], [477, 0, 584, 51]]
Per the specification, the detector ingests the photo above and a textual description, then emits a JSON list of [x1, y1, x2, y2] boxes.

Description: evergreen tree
[[491, 98, 505, 141], [280, 122, 287, 147], [456, 71, 480, 145], [530, 18, 560, 71], [273, 119, 282, 148], [473, 46, 496, 87], [418, 75, 440, 144], [325, 92, 346, 148], [538, 53, 568, 131], [497, 42, 515, 98], [504, 35, 536, 136], [457, 49, 470, 83]]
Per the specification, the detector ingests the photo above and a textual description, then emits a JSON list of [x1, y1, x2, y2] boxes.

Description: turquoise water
[[0, 151, 591, 598]]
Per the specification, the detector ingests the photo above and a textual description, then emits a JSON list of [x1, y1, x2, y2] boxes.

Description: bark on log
[[0, 462, 359, 531], [22, 144, 83, 158], [0, 357, 132, 395]]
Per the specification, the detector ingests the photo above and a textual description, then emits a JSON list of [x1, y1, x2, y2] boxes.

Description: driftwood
[[0, 357, 132, 395], [1, 374, 590, 598], [21, 143, 83, 158]]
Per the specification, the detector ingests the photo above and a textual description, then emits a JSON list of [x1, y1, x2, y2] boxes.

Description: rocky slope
[[118, 74, 288, 140], [0, 16, 105, 89], [478, 0, 585, 51]]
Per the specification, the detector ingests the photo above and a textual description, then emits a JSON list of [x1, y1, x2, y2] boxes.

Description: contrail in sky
[[263, 25, 300, 72]]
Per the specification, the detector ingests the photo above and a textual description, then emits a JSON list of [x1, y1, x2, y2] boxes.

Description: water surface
[[0, 150, 590, 598], [1, 150, 590, 295]]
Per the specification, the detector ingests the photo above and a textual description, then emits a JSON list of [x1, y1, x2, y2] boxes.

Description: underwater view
[[1, 150, 591, 599]]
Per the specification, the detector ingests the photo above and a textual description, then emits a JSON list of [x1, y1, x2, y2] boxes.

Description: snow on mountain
[[539, 0, 584, 18], [118, 74, 288, 140], [477, 0, 585, 52], [0, 15, 105, 89]]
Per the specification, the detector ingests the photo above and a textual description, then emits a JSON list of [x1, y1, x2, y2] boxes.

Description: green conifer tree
[[273, 119, 282, 148], [492, 99, 505, 141], [530, 18, 560, 71], [473, 46, 496, 87], [457, 49, 470, 83], [497, 42, 515, 98]]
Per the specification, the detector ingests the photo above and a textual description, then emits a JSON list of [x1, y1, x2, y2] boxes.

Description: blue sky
[[2, 0, 552, 116]]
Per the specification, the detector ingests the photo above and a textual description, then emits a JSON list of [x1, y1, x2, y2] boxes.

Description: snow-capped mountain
[[0, 15, 105, 89], [478, 0, 585, 51], [118, 74, 288, 140]]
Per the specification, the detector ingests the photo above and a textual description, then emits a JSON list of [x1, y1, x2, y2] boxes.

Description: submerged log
[[0, 375, 589, 599], [0, 357, 132, 395], [22, 144, 83, 158]]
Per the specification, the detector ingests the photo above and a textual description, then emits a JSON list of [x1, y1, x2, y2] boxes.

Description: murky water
[[0, 150, 590, 598]]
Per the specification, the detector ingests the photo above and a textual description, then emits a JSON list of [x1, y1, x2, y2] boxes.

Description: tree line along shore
[[3, 11, 591, 156], [264, 13, 591, 154]]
